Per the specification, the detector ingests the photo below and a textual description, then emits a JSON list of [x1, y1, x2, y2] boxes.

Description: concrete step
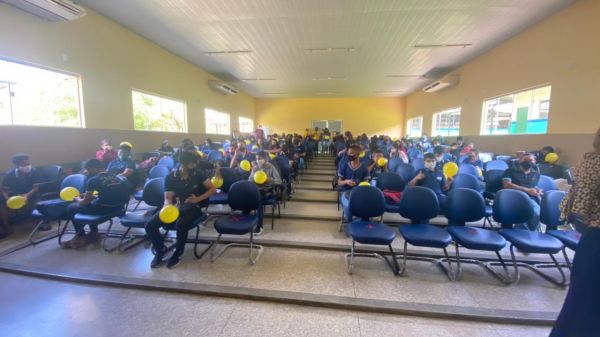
[[291, 189, 338, 203], [301, 175, 333, 182], [294, 181, 333, 191], [303, 169, 336, 175]]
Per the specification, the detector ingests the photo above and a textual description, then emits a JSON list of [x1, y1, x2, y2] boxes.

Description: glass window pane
[[132, 90, 186, 132], [432, 107, 461, 136], [406, 116, 423, 138], [205, 108, 230, 135]]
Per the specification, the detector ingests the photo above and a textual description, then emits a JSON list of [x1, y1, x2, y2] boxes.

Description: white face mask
[[435, 155, 443, 162], [257, 159, 266, 167], [18, 164, 32, 174], [425, 162, 436, 170]]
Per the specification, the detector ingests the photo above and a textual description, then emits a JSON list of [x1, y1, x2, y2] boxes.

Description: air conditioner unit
[[208, 80, 239, 95], [422, 74, 459, 93], [2, 0, 86, 22]]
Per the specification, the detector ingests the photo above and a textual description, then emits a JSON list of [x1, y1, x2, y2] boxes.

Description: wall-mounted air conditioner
[[2, 0, 86, 21], [208, 80, 239, 95], [422, 74, 460, 93]]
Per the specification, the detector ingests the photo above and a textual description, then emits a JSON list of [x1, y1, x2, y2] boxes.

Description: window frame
[[431, 106, 461, 137], [238, 116, 254, 133], [131, 88, 188, 133], [406, 116, 423, 138], [0, 57, 85, 128], [204, 108, 231, 135], [480, 84, 552, 136]]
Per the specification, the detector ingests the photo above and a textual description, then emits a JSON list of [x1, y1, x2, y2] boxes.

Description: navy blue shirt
[[2, 168, 43, 196], [337, 161, 371, 192], [106, 158, 136, 175], [86, 172, 130, 207], [461, 158, 484, 169], [502, 167, 540, 189], [416, 168, 446, 196], [165, 170, 210, 207], [435, 158, 449, 171]]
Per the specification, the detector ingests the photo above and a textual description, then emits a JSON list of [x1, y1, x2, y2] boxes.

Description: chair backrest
[[411, 157, 425, 171], [39, 165, 62, 182], [228, 180, 261, 212], [407, 148, 423, 162], [219, 167, 240, 192], [207, 150, 224, 163], [142, 178, 165, 208], [484, 169, 505, 194], [274, 156, 291, 181], [60, 174, 87, 192], [458, 163, 480, 178], [399, 186, 440, 224], [492, 189, 534, 225], [537, 175, 557, 192], [387, 157, 403, 173], [148, 165, 171, 179], [445, 188, 486, 226], [478, 152, 494, 163], [158, 156, 175, 170], [538, 163, 568, 181], [451, 173, 481, 191], [375, 172, 405, 192], [485, 160, 508, 172], [495, 155, 514, 163], [540, 190, 566, 228], [458, 154, 469, 164], [395, 163, 416, 184], [349, 186, 385, 220]]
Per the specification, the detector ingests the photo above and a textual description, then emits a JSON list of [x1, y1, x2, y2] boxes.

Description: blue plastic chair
[[209, 167, 240, 206], [387, 157, 403, 173], [212, 181, 263, 265], [445, 188, 510, 283], [537, 175, 557, 192], [495, 155, 514, 163], [32, 174, 86, 244], [451, 174, 481, 191], [345, 186, 399, 275], [411, 158, 425, 171], [375, 172, 405, 214], [458, 163, 482, 179], [495, 189, 567, 286], [207, 150, 224, 163], [398, 186, 454, 280], [543, 191, 579, 270], [407, 148, 423, 162], [395, 163, 416, 184], [133, 165, 171, 210], [485, 160, 508, 172], [158, 156, 175, 170]]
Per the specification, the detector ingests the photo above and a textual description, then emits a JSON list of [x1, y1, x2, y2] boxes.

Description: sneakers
[[150, 249, 166, 268], [253, 226, 263, 236], [63, 233, 89, 249], [166, 252, 182, 269]]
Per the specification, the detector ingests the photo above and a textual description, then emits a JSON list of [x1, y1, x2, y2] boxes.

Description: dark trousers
[[145, 205, 204, 254], [256, 190, 273, 230], [550, 226, 600, 337], [67, 202, 120, 234]]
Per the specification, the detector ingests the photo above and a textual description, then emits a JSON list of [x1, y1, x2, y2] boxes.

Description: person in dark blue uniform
[[502, 153, 541, 230], [338, 144, 371, 223], [106, 144, 138, 192], [409, 153, 452, 209]]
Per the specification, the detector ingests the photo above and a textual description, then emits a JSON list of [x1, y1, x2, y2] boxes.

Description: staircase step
[[295, 181, 333, 190], [304, 169, 336, 175], [300, 175, 333, 182], [291, 190, 338, 203]]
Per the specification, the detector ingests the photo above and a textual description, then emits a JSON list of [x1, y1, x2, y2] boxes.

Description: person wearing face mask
[[501, 153, 541, 231], [229, 143, 256, 169], [95, 139, 117, 167], [248, 151, 282, 235], [0, 153, 44, 237], [461, 148, 484, 170], [366, 149, 388, 184], [145, 151, 216, 268], [338, 145, 371, 225], [63, 159, 130, 249], [409, 153, 453, 209], [106, 144, 138, 193], [433, 146, 449, 171]]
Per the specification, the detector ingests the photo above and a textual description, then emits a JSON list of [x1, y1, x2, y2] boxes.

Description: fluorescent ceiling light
[[204, 50, 252, 56], [241, 78, 276, 82], [414, 44, 472, 49], [385, 75, 422, 78], [312, 76, 347, 81], [304, 47, 356, 54]]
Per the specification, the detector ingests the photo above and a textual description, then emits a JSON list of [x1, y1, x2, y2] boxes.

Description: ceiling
[[78, 0, 575, 98]]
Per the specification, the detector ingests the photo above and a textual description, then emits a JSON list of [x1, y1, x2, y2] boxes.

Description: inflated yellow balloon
[[545, 152, 559, 164], [93, 190, 99, 196], [359, 152, 365, 158], [244, 140, 251, 145], [60, 187, 80, 201], [359, 181, 370, 186], [211, 176, 223, 188], [443, 162, 459, 178], [268, 153, 276, 160], [324, 136, 330, 140], [120, 141, 133, 149], [6, 196, 27, 210], [377, 157, 388, 167], [253, 170, 268, 184], [219, 149, 225, 154], [240, 160, 251, 172], [197, 150, 204, 158], [159, 205, 179, 224]]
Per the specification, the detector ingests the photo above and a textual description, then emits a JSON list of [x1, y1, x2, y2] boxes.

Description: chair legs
[[397, 241, 455, 281], [451, 243, 517, 284], [192, 224, 214, 259], [345, 240, 400, 275], [500, 244, 568, 287], [210, 232, 264, 265], [29, 219, 61, 245]]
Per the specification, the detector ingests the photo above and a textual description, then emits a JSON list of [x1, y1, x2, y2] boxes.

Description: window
[[0, 59, 83, 127], [481, 85, 551, 135], [205, 108, 230, 135], [239, 116, 254, 133], [132, 90, 186, 132], [406, 116, 423, 138], [432, 107, 461, 137]]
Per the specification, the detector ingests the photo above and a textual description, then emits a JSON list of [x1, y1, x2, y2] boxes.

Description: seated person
[[248, 151, 282, 235], [461, 148, 484, 170], [157, 140, 174, 155], [106, 144, 138, 191], [502, 153, 541, 231], [229, 143, 256, 169], [200, 138, 214, 153], [0, 153, 44, 237], [338, 145, 371, 224], [433, 146, 449, 171], [408, 153, 452, 209], [64, 159, 130, 249], [533, 146, 555, 164], [172, 138, 196, 164], [145, 152, 216, 268], [95, 139, 117, 167], [366, 149, 388, 183]]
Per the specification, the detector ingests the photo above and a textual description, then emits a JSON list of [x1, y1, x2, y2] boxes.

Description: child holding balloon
[[248, 151, 282, 236], [409, 153, 454, 209]]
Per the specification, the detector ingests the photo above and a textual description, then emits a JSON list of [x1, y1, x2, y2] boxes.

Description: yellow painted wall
[[0, 4, 254, 170], [255, 97, 405, 136], [405, 0, 600, 137]]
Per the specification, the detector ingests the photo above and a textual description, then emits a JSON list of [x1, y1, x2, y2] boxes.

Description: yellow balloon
[[324, 135, 330, 140], [244, 140, 251, 145], [358, 181, 370, 186], [359, 152, 365, 158], [377, 157, 388, 167], [268, 153, 276, 160], [60, 187, 80, 202], [6, 196, 27, 210], [476, 166, 483, 177], [545, 152, 559, 164], [93, 190, 99, 196], [443, 162, 459, 178], [120, 141, 133, 149], [240, 160, 251, 172], [211, 176, 224, 188], [197, 150, 204, 158], [159, 205, 179, 224], [219, 149, 225, 154], [253, 170, 268, 184]]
